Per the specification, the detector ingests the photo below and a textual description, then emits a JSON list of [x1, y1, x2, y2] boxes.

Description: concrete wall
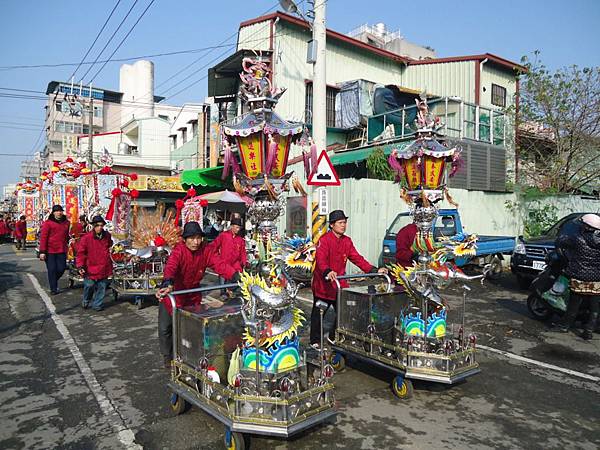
[[282, 177, 600, 272]]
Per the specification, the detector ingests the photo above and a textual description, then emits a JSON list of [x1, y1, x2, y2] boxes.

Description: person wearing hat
[[76, 216, 113, 311], [14, 215, 28, 251], [310, 209, 388, 347], [39, 205, 71, 295], [553, 213, 600, 339], [155, 221, 239, 368], [212, 215, 247, 296], [71, 214, 89, 242]]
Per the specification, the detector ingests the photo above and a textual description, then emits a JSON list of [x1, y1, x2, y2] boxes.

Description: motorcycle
[[527, 250, 570, 321]]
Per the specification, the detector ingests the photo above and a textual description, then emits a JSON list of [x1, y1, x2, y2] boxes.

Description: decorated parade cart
[[167, 54, 336, 448], [330, 96, 485, 398], [14, 179, 42, 247]]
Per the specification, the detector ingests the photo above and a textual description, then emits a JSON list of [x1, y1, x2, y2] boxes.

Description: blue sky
[[1, 0, 599, 189]]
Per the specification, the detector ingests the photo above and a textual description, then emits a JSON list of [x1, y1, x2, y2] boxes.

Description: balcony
[[366, 97, 509, 147]]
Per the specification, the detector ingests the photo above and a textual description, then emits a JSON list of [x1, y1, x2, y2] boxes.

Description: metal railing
[[366, 97, 507, 147]]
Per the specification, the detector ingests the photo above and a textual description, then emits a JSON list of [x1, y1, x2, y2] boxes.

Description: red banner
[[64, 185, 79, 225]]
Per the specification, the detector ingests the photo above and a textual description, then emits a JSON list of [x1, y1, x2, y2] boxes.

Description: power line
[[78, 0, 140, 82], [69, 0, 123, 81], [88, 0, 156, 84]]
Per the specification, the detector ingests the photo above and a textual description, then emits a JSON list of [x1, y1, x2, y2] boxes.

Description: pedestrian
[[14, 215, 27, 250], [71, 214, 88, 241], [552, 213, 600, 340], [212, 216, 247, 296], [39, 205, 70, 295], [0, 215, 9, 243], [396, 222, 418, 268], [310, 210, 388, 348], [155, 221, 239, 369], [76, 216, 113, 311]]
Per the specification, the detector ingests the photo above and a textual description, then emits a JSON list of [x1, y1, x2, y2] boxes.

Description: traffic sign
[[307, 150, 340, 186]]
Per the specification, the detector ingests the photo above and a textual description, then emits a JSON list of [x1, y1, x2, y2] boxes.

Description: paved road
[[1, 244, 599, 449]]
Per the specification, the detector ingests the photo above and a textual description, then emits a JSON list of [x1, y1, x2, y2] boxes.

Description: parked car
[[381, 209, 515, 277], [510, 212, 588, 289]]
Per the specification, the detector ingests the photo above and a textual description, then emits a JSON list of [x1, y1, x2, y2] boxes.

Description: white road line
[[478, 344, 600, 383], [27, 273, 141, 450]]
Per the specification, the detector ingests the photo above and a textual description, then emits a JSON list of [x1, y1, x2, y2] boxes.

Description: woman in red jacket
[[155, 221, 238, 368], [76, 216, 113, 311], [14, 215, 28, 250], [39, 205, 70, 295], [310, 210, 387, 347]]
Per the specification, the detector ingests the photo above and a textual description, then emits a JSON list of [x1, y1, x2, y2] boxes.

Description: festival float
[[14, 179, 42, 247], [330, 95, 485, 398], [167, 55, 336, 449]]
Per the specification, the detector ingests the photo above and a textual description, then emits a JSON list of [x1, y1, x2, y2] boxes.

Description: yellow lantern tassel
[[400, 188, 413, 205], [445, 188, 459, 207], [292, 177, 307, 196], [421, 189, 430, 207], [233, 175, 245, 196]]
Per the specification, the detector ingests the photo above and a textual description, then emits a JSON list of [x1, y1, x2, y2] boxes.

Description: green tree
[[515, 53, 600, 193], [366, 147, 395, 181]]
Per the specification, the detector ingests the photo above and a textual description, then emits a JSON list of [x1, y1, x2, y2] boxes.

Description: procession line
[[478, 344, 600, 382], [27, 273, 142, 450]]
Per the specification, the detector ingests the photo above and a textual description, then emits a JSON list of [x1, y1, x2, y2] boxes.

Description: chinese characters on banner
[[270, 134, 291, 177], [64, 185, 79, 224], [237, 135, 264, 179], [424, 156, 445, 189], [403, 158, 421, 189]]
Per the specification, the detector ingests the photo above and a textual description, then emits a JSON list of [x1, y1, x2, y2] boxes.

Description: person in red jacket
[[71, 214, 88, 241], [310, 210, 387, 347], [396, 223, 418, 268], [212, 216, 247, 296], [155, 221, 239, 368], [76, 216, 113, 311], [14, 215, 28, 250], [39, 205, 70, 295], [0, 215, 9, 244]]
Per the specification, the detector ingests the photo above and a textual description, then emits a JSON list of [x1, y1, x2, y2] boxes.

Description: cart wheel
[[527, 294, 553, 321], [224, 428, 247, 450], [69, 278, 75, 289], [135, 296, 143, 310], [170, 393, 189, 415], [391, 375, 413, 400], [330, 352, 346, 372]]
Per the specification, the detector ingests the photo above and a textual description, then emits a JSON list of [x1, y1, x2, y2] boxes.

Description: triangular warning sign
[[307, 150, 341, 186]]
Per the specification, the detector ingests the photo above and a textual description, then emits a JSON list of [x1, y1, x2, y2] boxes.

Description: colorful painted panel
[[270, 134, 291, 177], [237, 135, 264, 179], [402, 309, 447, 338]]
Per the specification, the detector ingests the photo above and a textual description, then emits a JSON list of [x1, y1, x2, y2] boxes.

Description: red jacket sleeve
[[76, 234, 88, 269], [39, 221, 50, 253], [346, 238, 375, 273], [212, 233, 223, 254], [204, 243, 236, 280], [162, 245, 181, 284], [395, 225, 417, 265], [315, 235, 332, 275]]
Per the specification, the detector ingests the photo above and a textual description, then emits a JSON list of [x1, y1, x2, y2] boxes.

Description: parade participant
[[71, 214, 88, 241], [155, 221, 239, 368], [76, 216, 113, 311], [14, 215, 27, 250], [310, 210, 388, 347], [396, 222, 418, 268], [212, 216, 247, 295], [553, 213, 600, 339], [39, 205, 70, 295], [0, 215, 9, 244]]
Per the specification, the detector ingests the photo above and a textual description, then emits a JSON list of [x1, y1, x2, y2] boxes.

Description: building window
[[158, 114, 169, 121], [93, 105, 103, 118], [305, 82, 339, 128], [181, 128, 187, 143], [191, 121, 198, 137], [491, 84, 507, 108]]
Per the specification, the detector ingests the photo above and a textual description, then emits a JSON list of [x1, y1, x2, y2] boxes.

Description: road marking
[[27, 273, 141, 449], [478, 344, 600, 383]]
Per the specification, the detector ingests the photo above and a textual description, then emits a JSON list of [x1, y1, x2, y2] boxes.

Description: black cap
[[231, 217, 243, 227], [51, 204, 64, 212], [182, 221, 205, 239], [329, 210, 348, 223], [91, 215, 106, 225]]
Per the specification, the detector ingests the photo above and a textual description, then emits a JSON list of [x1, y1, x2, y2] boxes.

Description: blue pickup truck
[[380, 209, 515, 277]]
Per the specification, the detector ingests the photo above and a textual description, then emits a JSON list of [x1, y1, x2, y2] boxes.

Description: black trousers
[[158, 302, 173, 359], [561, 293, 600, 331], [45, 253, 67, 293], [310, 297, 337, 345]]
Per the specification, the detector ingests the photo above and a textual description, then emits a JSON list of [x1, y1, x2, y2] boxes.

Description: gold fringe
[[421, 189, 430, 207], [445, 188, 459, 207], [400, 188, 413, 205], [292, 177, 307, 196], [233, 175, 245, 195], [264, 175, 278, 200]]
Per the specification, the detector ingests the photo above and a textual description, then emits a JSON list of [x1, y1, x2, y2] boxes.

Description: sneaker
[[581, 330, 593, 341], [310, 343, 321, 350], [81, 303, 90, 309], [549, 324, 569, 333], [92, 307, 104, 312], [50, 290, 60, 296]]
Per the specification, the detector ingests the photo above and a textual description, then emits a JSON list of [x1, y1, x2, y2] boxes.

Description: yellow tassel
[[421, 189, 430, 207], [233, 176, 245, 196], [400, 188, 413, 205], [264, 176, 278, 200], [292, 177, 307, 196]]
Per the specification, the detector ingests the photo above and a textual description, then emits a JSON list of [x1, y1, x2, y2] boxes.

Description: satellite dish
[[279, 0, 300, 14]]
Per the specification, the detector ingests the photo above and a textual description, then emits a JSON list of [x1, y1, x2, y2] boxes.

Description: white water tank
[[119, 60, 155, 125]]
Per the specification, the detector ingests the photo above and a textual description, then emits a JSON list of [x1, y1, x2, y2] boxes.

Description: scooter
[[527, 250, 570, 321]]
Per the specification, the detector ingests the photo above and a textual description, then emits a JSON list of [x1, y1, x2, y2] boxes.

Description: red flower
[[130, 189, 139, 199], [111, 187, 123, 197], [175, 199, 185, 209], [187, 187, 196, 197], [121, 179, 129, 188], [100, 166, 112, 175], [65, 157, 74, 163], [129, 173, 138, 181], [72, 170, 81, 178], [154, 235, 166, 247], [200, 199, 208, 207]]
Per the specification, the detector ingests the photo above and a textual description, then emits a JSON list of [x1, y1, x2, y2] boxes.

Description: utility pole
[[311, 0, 327, 152], [87, 84, 94, 169]]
